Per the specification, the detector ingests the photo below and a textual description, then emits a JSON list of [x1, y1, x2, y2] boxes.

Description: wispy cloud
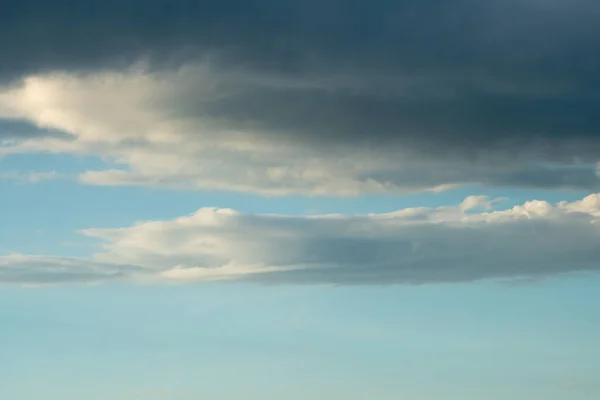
[[0, 253, 139, 286], [0, 170, 63, 184]]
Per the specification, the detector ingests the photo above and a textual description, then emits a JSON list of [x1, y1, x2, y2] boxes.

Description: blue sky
[[2, 278, 600, 399], [2, 1, 600, 398]]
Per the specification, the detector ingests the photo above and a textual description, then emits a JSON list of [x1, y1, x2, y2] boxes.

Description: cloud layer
[[3, 193, 600, 285], [3, 0, 600, 86], [1, 65, 599, 195], [1, 0, 600, 195]]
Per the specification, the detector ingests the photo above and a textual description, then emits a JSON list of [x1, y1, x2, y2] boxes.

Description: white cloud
[[4, 193, 598, 286], [459, 195, 492, 212], [1, 67, 598, 196]]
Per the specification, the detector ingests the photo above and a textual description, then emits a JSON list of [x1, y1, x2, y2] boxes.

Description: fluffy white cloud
[[4, 193, 599, 285], [1, 67, 599, 196]]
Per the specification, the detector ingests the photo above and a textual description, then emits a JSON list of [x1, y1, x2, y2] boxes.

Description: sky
[[1, 1, 600, 399]]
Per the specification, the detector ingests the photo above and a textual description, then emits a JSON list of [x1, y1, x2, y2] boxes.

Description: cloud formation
[[1, 65, 599, 195], [3, 193, 600, 285], [0, 0, 599, 195]]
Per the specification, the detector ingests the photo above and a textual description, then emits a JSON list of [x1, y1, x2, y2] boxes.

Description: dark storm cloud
[[3, 0, 600, 86], [181, 87, 600, 162], [2, 0, 600, 191]]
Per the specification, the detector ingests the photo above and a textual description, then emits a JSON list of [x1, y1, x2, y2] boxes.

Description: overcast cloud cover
[[2, 0, 600, 285]]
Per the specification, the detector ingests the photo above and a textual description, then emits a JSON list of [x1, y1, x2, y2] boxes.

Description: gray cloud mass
[[1, 0, 599, 194]]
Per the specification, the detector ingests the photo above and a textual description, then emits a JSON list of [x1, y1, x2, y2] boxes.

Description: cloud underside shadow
[[3, 193, 600, 286]]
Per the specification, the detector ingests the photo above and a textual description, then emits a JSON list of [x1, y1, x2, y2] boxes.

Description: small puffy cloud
[[3, 193, 594, 286], [459, 195, 492, 212]]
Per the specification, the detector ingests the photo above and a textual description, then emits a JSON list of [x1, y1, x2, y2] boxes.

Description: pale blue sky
[[2, 277, 599, 399]]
